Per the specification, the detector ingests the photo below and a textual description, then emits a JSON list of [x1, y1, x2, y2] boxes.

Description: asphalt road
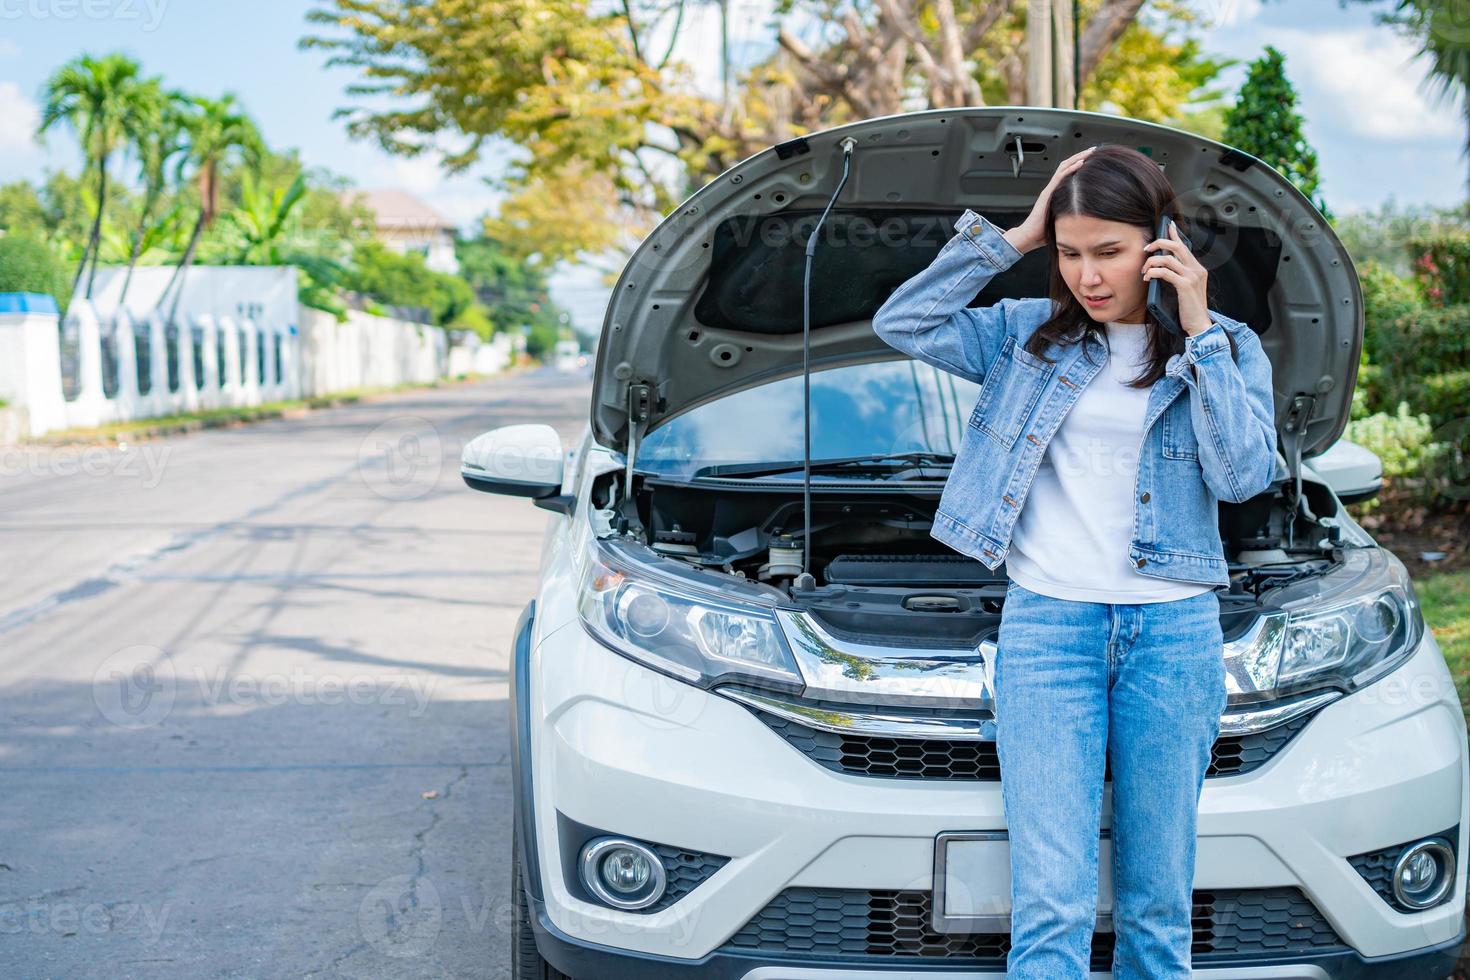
[[0, 367, 592, 979]]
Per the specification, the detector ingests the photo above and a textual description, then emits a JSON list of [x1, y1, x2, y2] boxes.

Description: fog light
[[579, 838, 667, 910], [1392, 839, 1455, 910]]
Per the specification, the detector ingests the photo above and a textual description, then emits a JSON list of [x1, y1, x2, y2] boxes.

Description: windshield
[[635, 359, 979, 481]]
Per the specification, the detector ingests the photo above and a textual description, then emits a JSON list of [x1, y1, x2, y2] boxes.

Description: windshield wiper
[[692, 451, 956, 481]]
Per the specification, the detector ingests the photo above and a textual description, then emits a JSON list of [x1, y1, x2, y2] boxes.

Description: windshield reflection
[[635, 359, 980, 480]]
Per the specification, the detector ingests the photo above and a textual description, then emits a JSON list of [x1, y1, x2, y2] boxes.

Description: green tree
[[1222, 45, 1330, 219], [456, 236, 563, 334], [158, 94, 265, 324], [0, 181, 47, 235], [116, 81, 189, 310], [37, 52, 155, 298], [0, 235, 70, 310], [344, 241, 474, 326], [37, 171, 96, 249], [227, 171, 308, 264], [302, 0, 1227, 267]]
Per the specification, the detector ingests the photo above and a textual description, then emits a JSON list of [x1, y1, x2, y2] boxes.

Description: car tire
[[512, 822, 572, 980]]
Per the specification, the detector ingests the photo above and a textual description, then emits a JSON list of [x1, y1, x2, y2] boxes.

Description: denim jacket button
[[970, 223, 984, 235], [1135, 557, 1147, 567], [1140, 491, 1150, 503]]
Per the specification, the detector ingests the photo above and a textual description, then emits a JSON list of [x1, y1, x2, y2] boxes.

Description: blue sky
[[0, 0, 1463, 330]]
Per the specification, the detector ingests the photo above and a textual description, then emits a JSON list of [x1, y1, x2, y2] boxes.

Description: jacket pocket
[[968, 335, 1053, 450], [1161, 399, 1200, 460]]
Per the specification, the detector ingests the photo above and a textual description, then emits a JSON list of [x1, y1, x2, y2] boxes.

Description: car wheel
[[512, 822, 572, 980]]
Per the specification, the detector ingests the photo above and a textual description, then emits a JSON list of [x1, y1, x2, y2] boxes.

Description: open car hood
[[592, 107, 1361, 463]]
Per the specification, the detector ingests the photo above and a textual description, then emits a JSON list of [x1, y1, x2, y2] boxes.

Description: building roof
[[344, 189, 456, 233]]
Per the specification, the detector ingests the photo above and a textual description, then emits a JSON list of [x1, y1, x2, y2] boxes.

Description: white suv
[[465, 108, 1468, 979]]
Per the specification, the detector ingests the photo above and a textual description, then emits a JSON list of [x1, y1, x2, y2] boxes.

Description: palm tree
[[230, 170, 308, 265], [156, 93, 264, 327], [116, 81, 189, 311], [37, 53, 153, 299]]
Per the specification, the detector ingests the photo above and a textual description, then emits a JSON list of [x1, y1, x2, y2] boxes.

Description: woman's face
[[1053, 213, 1153, 324]]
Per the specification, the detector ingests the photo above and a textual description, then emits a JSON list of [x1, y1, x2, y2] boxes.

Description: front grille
[[753, 710, 1311, 780], [722, 887, 1347, 965], [1349, 825, 1460, 913]]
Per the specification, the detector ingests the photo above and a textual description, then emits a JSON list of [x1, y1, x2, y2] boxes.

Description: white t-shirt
[[1004, 320, 1215, 604]]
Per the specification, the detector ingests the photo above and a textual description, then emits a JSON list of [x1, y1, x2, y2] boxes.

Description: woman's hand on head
[[1005, 146, 1097, 255], [1142, 220, 1212, 336]]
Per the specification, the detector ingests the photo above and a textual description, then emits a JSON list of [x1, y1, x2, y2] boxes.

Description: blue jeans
[[994, 581, 1228, 979]]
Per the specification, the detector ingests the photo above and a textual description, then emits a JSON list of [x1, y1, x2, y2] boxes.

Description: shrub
[[450, 304, 495, 341], [1344, 402, 1448, 513], [1418, 371, 1470, 431], [344, 241, 476, 326], [1368, 304, 1470, 421], [1359, 260, 1422, 333], [1409, 234, 1470, 305], [0, 234, 69, 310], [1356, 261, 1422, 415]]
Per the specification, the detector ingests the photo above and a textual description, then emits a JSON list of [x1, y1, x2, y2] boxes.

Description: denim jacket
[[871, 209, 1287, 587]]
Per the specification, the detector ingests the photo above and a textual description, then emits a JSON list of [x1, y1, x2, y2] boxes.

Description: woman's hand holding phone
[[1002, 146, 1097, 255], [1143, 220, 1213, 337]]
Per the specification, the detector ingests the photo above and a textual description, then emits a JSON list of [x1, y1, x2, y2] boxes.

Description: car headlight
[[577, 541, 802, 688], [1225, 548, 1426, 699]]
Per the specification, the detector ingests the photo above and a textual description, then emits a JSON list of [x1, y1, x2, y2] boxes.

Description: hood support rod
[[623, 382, 651, 503], [794, 136, 857, 591], [1280, 393, 1318, 548]]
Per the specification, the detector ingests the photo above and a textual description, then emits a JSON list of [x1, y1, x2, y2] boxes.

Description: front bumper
[[522, 615, 1469, 977], [527, 895, 1464, 979]]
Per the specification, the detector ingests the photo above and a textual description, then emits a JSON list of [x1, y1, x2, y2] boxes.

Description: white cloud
[[0, 39, 20, 59], [1273, 27, 1461, 141], [391, 154, 444, 197], [1201, 0, 1263, 29], [0, 80, 40, 156]]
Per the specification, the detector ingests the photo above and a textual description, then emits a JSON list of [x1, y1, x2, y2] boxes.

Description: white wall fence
[[0, 264, 514, 442], [299, 307, 445, 397], [447, 329, 520, 379], [0, 298, 305, 437]]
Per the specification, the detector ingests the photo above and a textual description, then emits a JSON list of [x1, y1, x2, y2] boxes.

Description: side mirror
[[1306, 438, 1383, 505], [462, 424, 565, 501]]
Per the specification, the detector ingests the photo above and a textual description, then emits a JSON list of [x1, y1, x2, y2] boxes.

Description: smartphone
[[1146, 215, 1193, 338]]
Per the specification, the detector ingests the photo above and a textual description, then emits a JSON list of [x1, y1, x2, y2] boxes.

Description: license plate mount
[[931, 830, 1114, 935]]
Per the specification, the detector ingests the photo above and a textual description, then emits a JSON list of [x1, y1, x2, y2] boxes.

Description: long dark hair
[[1020, 144, 1236, 387]]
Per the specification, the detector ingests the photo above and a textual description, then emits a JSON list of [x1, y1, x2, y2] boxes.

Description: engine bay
[[587, 466, 1353, 646]]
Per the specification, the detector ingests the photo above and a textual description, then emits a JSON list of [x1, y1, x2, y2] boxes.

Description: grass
[[1419, 568, 1470, 713]]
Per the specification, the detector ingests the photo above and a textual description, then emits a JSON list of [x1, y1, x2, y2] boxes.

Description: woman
[[871, 144, 1280, 978]]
